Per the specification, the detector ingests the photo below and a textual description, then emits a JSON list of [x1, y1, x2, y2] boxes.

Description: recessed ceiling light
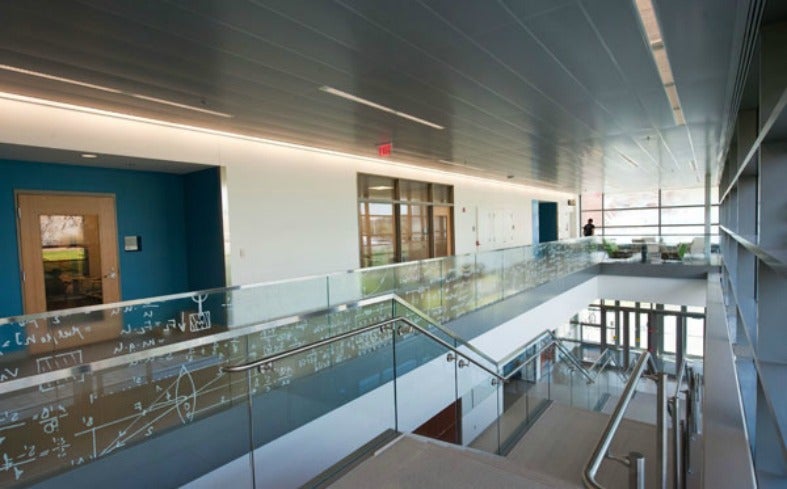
[[616, 150, 640, 168], [320, 86, 444, 130], [81, 153, 98, 158], [634, 0, 685, 126], [369, 185, 393, 190], [0, 64, 232, 118]]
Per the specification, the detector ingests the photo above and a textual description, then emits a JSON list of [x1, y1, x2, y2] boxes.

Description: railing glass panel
[[0, 237, 600, 487], [246, 315, 398, 488]]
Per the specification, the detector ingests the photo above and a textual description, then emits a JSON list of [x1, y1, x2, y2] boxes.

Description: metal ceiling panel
[[0, 0, 754, 192]]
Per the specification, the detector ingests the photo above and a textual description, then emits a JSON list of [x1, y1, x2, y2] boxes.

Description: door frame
[[15, 190, 122, 314]]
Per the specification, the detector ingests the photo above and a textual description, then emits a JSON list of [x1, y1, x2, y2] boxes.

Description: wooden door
[[17, 192, 122, 352], [17, 192, 121, 314], [432, 206, 453, 257]]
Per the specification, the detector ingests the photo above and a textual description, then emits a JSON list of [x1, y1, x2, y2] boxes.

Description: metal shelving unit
[[718, 20, 787, 486]]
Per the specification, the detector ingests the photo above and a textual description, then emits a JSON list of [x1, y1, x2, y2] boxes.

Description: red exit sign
[[378, 142, 392, 157]]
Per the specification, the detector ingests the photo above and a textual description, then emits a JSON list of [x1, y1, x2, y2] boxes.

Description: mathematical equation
[[0, 298, 398, 486]]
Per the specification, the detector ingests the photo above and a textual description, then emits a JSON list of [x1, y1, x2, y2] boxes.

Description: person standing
[[583, 218, 596, 236]]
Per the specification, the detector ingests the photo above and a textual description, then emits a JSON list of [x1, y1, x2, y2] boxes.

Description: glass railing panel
[[442, 254, 478, 319], [0, 289, 233, 367], [543, 350, 575, 407], [224, 276, 329, 328], [502, 246, 528, 299], [248, 319, 397, 488], [0, 237, 604, 486], [494, 365, 533, 454], [325, 261, 419, 308], [460, 365, 500, 454], [0, 328, 250, 488], [475, 250, 504, 309], [392, 314, 460, 445], [325, 238, 600, 324], [392, 260, 444, 321]]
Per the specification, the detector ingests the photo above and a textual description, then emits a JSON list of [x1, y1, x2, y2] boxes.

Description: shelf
[[720, 225, 787, 277], [755, 360, 787, 457], [721, 87, 787, 204], [721, 262, 787, 458]]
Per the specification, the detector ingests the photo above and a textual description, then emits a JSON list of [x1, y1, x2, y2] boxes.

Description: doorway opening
[[532, 200, 558, 243]]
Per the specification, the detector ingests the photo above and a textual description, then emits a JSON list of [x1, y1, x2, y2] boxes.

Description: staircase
[[327, 434, 577, 489], [326, 402, 661, 489]]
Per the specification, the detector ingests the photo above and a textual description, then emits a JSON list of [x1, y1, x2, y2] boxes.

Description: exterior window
[[581, 187, 720, 245], [358, 174, 454, 267]]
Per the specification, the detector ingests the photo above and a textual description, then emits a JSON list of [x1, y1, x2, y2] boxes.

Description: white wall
[[468, 277, 600, 362], [0, 95, 576, 286], [597, 275, 707, 306]]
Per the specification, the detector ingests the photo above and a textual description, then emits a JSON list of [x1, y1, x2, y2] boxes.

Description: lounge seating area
[[601, 237, 714, 264]]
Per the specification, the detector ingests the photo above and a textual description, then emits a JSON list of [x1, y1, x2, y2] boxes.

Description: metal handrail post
[[628, 452, 645, 489], [671, 396, 683, 489], [656, 373, 668, 489], [582, 351, 651, 489]]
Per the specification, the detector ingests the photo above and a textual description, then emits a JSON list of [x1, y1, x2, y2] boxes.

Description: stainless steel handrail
[[582, 351, 652, 489], [674, 357, 688, 398], [222, 316, 506, 381], [587, 348, 613, 374], [545, 331, 595, 383], [501, 339, 562, 381], [392, 295, 497, 366]]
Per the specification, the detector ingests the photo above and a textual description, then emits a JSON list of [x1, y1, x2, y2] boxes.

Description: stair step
[[301, 429, 400, 489], [328, 435, 578, 488], [507, 403, 663, 488]]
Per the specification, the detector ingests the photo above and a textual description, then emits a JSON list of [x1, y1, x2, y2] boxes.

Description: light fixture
[[81, 153, 98, 158], [129, 94, 233, 118], [369, 185, 393, 190], [438, 159, 484, 172], [0, 64, 233, 118], [0, 64, 122, 94], [634, 0, 685, 126], [320, 86, 444, 130], [616, 150, 640, 168]]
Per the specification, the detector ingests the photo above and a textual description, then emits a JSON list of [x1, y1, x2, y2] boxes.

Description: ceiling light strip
[[0, 64, 122, 94], [320, 86, 444, 130], [634, 0, 685, 127], [130, 94, 232, 118], [616, 150, 640, 168], [0, 91, 564, 195], [0, 64, 232, 118]]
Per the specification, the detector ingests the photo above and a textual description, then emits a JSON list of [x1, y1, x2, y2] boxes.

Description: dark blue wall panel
[[0, 159, 191, 318], [183, 167, 226, 291]]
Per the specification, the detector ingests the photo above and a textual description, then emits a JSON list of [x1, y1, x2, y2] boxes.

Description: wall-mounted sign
[[377, 142, 392, 157], [124, 235, 141, 252]]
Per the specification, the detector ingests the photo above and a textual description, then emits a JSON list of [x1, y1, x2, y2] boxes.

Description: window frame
[[358, 174, 454, 267]]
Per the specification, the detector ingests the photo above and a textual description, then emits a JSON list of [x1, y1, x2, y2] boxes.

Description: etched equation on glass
[[0, 239, 598, 485], [0, 297, 393, 486]]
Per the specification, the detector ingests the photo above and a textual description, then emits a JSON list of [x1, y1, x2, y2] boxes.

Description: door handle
[[103, 269, 117, 280]]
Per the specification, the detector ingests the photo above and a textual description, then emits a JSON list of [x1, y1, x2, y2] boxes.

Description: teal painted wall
[[0, 159, 222, 318]]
